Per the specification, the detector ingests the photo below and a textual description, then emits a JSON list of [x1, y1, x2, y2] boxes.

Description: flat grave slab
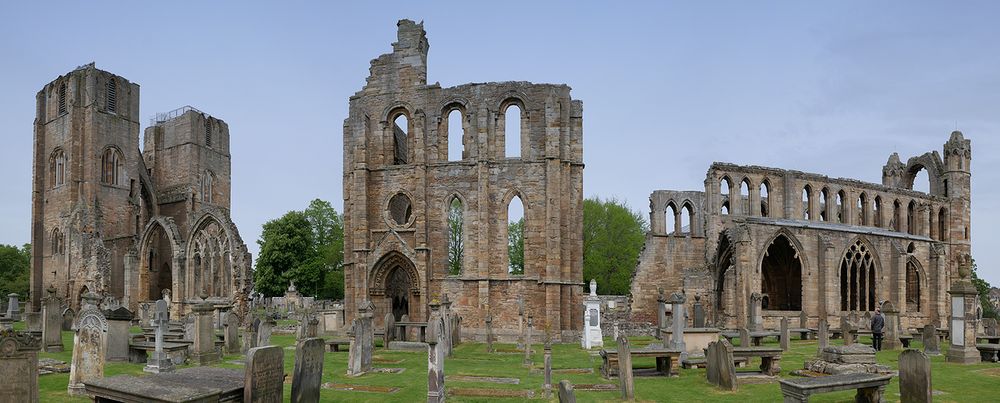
[[448, 387, 535, 398], [322, 383, 400, 393], [84, 366, 243, 403], [447, 375, 521, 384]]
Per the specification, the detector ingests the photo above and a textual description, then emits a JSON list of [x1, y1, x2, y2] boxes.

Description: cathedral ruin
[[342, 20, 585, 340], [30, 63, 252, 317], [630, 131, 972, 331]]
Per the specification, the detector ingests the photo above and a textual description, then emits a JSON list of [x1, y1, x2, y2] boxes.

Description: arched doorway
[[760, 234, 803, 311], [386, 266, 411, 320], [714, 234, 736, 326], [371, 251, 420, 322]]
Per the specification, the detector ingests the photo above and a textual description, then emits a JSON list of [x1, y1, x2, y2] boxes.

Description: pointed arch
[[907, 200, 917, 235], [836, 190, 846, 223], [441, 101, 468, 161], [101, 146, 126, 186], [938, 208, 947, 241], [819, 187, 830, 221], [713, 231, 737, 325], [445, 193, 466, 275], [370, 250, 421, 321], [665, 201, 678, 235], [758, 230, 806, 311], [874, 196, 883, 228], [802, 184, 812, 220], [504, 190, 527, 275], [49, 148, 67, 188], [905, 257, 923, 313], [739, 178, 752, 215], [857, 192, 868, 226], [500, 97, 527, 158], [838, 237, 881, 312], [720, 176, 733, 215], [680, 201, 694, 234], [185, 211, 242, 301], [759, 179, 771, 217]]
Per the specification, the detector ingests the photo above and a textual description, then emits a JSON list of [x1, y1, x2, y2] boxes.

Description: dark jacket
[[871, 313, 885, 333]]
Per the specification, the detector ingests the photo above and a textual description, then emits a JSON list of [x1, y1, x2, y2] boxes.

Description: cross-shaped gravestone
[[144, 299, 173, 373]]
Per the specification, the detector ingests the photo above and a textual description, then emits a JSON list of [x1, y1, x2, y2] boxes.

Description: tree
[[508, 218, 524, 275], [254, 211, 314, 297], [303, 199, 345, 299], [582, 197, 648, 295], [971, 259, 998, 319], [0, 244, 30, 298], [447, 198, 464, 275]]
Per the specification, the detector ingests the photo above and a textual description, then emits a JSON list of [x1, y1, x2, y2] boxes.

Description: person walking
[[870, 307, 884, 351]]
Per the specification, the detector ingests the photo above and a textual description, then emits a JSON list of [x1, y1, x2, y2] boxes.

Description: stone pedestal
[[191, 297, 220, 366], [668, 292, 687, 360], [881, 302, 901, 351], [946, 271, 981, 364], [582, 280, 603, 349]]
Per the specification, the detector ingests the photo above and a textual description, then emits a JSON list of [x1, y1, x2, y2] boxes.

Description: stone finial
[[957, 254, 973, 279], [287, 280, 296, 292], [668, 292, 686, 305], [199, 288, 209, 301], [589, 279, 597, 296]]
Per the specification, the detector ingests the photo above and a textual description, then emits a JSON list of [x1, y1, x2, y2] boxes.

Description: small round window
[[388, 193, 413, 226]]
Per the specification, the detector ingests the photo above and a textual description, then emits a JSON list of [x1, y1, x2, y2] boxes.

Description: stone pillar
[[582, 280, 603, 349], [543, 340, 553, 398], [441, 295, 453, 356], [749, 292, 763, 331], [882, 302, 901, 350], [656, 288, 667, 340], [144, 299, 173, 373], [191, 294, 220, 365], [617, 335, 635, 401], [946, 255, 981, 364], [426, 308, 445, 403], [668, 292, 687, 359], [6, 293, 20, 321], [0, 329, 41, 402], [817, 319, 829, 355], [67, 293, 107, 396], [779, 317, 789, 351], [41, 285, 63, 352], [523, 315, 534, 367]]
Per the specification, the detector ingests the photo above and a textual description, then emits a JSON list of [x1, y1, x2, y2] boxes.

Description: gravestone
[[104, 306, 134, 362], [61, 308, 75, 331], [668, 292, 687, 358], [427, 313, 446, 403], [617, 335, 635, 400], [517, 300, 526, 349], [399, 314, 410, 341], [41, 285, 64, 352], [347, 301, 374, 376], [799, 310, 808, 329], [693, 295, 706, 328], [5, 293, 19, 321], [817, 319, 829, 354], [983, 318, 999, 337], [258, 316, 275, 347], [291, 338, 324, 403], [779, 316, 789, 351], [144, 299, 174, 373], [582, 280, 603, 349], [485, 314, 494, 353], [224, 312, 241, 354], [245, 345, 284, 403], [922, 324, 940, 356], [739, 327, 750, 347], [558, 380, 576, 403], [307, 315, 318, 338], [67, 293, 108, 396], [706, 339, 737, 391], [383, 313, 395, 349], [749, 292, 763, 331], [452, 315, 462, 347], [544, 339, 553, 398], [441, 295, 453, 356], [947, 257, 982, 364], [523, 316, 534, 367], [882, 302, 901, 350], [192, 294, 220, 365], [842, 315, 856, 345], [0, 328, 42, 402], [899, 349, 932, 403], [656, 288, 667, 340], [244, 317, 260, 354], [24, 312, 40, 332]]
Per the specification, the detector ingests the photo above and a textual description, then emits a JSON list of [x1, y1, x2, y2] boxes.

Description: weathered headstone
[[104, 306, 134, 362], [5, 293, 19, 321], [706, 339, 737, 391], [779, 317, 790, 351], [558, 380, 576, 403], [245, 345, 284, 403], [882, 301, 901, 350], [144, 299, 174, 373], [192, 294, 220, 365], [523, 315, 534, 367], [383, 312, 395, 349], [617, 335, 635, 400], [41, 285, 64, 352], [668, 292, 687, 358], [517, 300, 526, 349], [67, 293, 108, 396], [693, 295, 706, 328], [799, 310, 808, 329], [749, 292, 763, 331], [899, 349, 932, 403], [258, 316, 275, 347], [739, 327, 750, 347], [543, 339, 553, 398], [224, 312, 241, 354], [0, 328, 42, 402], [61, 308, 75, 331], [452, 315, 462, 346], [485, 314, 494, 353], [921, 324, 940, 356], [347, 301, 374, 376], [441, 295, 454, 356], [427, 313, 446, 403], [243, 317, 260, 354], [291, 338, 324, 403], [983, 318, 999, 337], [306, 315, 318, 338], [817, 319, 829, 354], [841, 315, 855, 345], [399, 314, 410, 341], [24, 312, 40, 332], [656, 288, 667, 340]]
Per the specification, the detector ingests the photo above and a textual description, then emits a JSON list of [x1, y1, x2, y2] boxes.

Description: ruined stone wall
[[630, 132, 972, 331], [343, 20, 584, 340]]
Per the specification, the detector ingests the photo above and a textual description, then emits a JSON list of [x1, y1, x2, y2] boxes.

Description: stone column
[[656, 288, 667, 340], [543, 340, 553, 398], [817, 319, 829, 354], [191, 293, 220, 365], [946, 255, 981, 364], [882, 302, 901, 350], [668, 292, 687, 359], [41, 285, 64, 352]]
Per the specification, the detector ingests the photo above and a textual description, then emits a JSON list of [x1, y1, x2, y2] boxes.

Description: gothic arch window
[[501, 100, 524, 158], [390, 110, 410, 165], [50, 228, 64, 255], [938, 208, 947, 241], [857, 193, 868, 226], [444, 106, 464, 161], [907, 200, 916, 235], [205, 119, 213, 147], [892, 199, 902, 232], [446, 196, 464, 275], [874, 196, 883, 228], [58, 82, 67, 115], [50, 149, 67, 187], [101, 147, 125, 186], [836, 190, 846, 223], [802, 185, 812, 220], [840, 240, 877, 311], [759, 180, 770, 217], [680, 202, 694, 234], [506, 194, 525, 274], [906, 261, 921, 312], [739, 178, 751, 215], [106, 78, 117, 113], [819, 187, 829, 222], [720, 177, 732, 215], [665, 202, 678, 235], [760, 234, 803, 310], [201, 171, 215, 204]]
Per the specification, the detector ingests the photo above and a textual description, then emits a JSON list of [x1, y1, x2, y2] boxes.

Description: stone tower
[[30, 63, 142, 309], [343, 20, 585, 340]]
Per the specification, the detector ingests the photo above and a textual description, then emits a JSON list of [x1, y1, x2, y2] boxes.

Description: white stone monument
[[582, 279, 603, 349]]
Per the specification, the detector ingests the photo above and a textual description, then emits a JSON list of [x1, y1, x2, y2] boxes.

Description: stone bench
[[788, 328, 811, 340], [899, 334, 913, 348], [778, 373, 893, 403], [128, 341, 189, 365], [599, 348, 682, 378], [977, 343, 1000, 362], [750, 331, 781, 346], [394, 321, 429, 342], [977, 335, 1000, 345], [731, 346, 782, 376], [326, 339, 350, 352], [682, 355, 748, 369]]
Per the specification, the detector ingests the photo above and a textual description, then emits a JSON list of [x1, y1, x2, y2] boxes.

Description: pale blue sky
[[1, 2, 997, 283]]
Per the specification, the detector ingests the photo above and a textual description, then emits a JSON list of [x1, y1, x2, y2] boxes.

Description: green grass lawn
[[25, 323, 1000, 402]]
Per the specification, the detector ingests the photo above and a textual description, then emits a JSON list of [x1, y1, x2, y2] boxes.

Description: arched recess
[[441, 101, 468, 161], [857, 193, 868, 226], [739, 178, 751, 215], [759, 231, 805, 311], [902, 153, 944, 195], [759, 180, 770, 217], [836, 190, 846, 223], [802, 185, 812, 220], [386, 106, 412, 165], [185, 211, 243, 302], [907, 200, 917, 235], [369, 251, 421, 321], [500, 98, 527, 158], [137, 217, 184, 304], [906, 258, 923, 313], [665, 201, 678, 235], [445, 193, 465, 275], [713, 233, 736, 326], [938, 208, 947, 241], [820, 187, 829, 221], [680, 201, 694, 234], [839, 237, 881, 312], [503, 190, 527, 275], [720, 177, 732, 215]]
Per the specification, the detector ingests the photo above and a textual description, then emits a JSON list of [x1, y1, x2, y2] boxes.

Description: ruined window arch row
[[819, 187, 830, 222], [759, 179, 771, 217], [801, 184, 812, 220], [739, 177, 752, 216], [440, 101, 469, 162], [665, 201, 678, 235], [680, 201, 695, 234], [499, 97, 527, 159], [719, 176, 733, 215], [382, 103, 416, 166]]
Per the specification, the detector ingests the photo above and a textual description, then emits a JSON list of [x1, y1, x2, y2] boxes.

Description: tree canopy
[[583, 197, 648, 295], [254, 199, 344, 298], [0, 244, 30, 298]]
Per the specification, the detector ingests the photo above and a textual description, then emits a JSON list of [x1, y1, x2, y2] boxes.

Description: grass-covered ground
[[25, 322, 1000, 402]]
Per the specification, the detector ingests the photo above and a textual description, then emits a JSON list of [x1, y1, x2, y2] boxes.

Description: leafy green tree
[[303, 199, 345, 299], [447, 198, 464, 275], [254, 211, 315, 297], [582, 197, 648, 295], [0, 244, 30, 298], [508, 218, 524, 275], [971, 259, 998, 319]]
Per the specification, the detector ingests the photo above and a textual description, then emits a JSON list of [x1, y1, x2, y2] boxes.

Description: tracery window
[[101, 147, 125, 186], [840, 240, 876, 311]]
